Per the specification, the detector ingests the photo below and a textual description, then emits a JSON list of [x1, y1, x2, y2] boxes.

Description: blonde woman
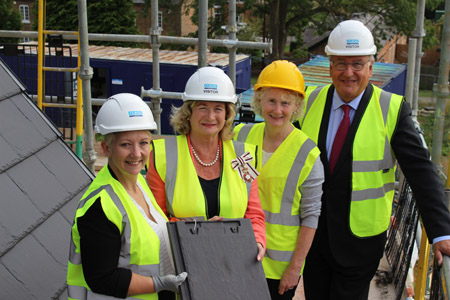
[[234, 61, 324, 299]]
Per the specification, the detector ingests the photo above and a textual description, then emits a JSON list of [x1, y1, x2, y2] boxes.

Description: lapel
[[318, 84, 374, 178]]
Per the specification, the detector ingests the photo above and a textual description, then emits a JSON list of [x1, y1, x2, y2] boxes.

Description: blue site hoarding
[[0, 44, 252, 134], [1, 46, 407, 132]]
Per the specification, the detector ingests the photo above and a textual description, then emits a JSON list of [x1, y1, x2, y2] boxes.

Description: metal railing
[[385, 115, 450, 299], [385, 178, 420, 299]]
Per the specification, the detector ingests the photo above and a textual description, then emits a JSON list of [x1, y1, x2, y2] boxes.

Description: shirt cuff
[[433, 236, 450, 244]]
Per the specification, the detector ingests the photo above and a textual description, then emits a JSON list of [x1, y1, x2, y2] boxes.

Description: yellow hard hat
[[254, 60, 305, 97]]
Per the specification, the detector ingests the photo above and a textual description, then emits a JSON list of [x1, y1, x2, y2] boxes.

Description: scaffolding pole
[[0, 30, 271, 51], [405, 38, 417, 113], [78, 0, 96, 173], [411, 0, 426, 121], [431, 0, 450, 168], [198, 0, 208, 68], [228, 0, 237, 87], [149, 0, 162, 135]]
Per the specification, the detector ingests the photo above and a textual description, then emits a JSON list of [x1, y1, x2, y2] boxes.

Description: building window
[[19, 5, 30, 24], [158, 11, 163, 29], [237, 14, 246, 29], [214, 5, 221, 19]]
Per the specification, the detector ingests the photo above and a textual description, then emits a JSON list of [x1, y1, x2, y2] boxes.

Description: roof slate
[[0, 58, 94, 300]]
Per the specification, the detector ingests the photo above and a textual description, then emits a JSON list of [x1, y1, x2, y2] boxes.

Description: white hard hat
[[325, 20, 377, 56], [94, 93, 157, 135], [183, 66, 237, 103]]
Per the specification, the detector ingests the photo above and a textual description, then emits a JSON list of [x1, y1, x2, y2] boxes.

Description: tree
[[0, 0, 22, 43], [32, 0, 141, 47], [252, 0, 445, 60]]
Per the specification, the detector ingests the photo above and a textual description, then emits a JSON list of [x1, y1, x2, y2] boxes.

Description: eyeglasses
[[331, 60, 371, 71]]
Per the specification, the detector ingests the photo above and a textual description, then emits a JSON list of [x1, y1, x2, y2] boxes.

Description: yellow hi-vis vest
[[67, 166, 164, 300], [151, 135, 256, 219], [299, 84, 403, 237], [234, 122, 320, 279]]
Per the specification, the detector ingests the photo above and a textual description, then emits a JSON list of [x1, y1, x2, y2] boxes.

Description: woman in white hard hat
[[234, 60, 324, 300], [67, 93, 186, 300], [146, 66, 266, 260]]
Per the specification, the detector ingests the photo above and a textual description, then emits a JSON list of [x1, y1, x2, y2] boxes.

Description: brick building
[[13, 0, 34, 42]]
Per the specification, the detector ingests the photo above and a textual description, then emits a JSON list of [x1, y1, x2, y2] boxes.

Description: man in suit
[[296, 19, 450, 299]]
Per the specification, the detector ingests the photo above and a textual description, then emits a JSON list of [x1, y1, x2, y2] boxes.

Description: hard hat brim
[[254, 84, 306, 98]]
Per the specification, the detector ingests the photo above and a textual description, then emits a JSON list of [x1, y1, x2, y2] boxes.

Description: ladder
[[37, 0, 84, 158]]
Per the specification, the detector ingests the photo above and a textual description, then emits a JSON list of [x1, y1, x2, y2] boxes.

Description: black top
[[198, 176, 220, 219], [77, 165, 131, 298]]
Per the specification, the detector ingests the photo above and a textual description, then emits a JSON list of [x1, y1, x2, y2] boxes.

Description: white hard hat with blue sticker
[[183, 67, 237, 103], [325, 20, 377, 56], [94, 93, 157, 135]]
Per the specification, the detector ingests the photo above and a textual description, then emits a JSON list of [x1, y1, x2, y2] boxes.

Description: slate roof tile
[[0, 57, 94, 299]]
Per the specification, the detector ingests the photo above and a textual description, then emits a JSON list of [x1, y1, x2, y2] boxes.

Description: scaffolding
[[36, 0, 84, 158]]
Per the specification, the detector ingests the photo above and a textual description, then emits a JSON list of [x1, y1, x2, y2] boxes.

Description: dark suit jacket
[[297, 83, 450, 267]]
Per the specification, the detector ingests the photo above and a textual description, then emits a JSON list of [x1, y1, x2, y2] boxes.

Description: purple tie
[[329, 105, 350, 174]]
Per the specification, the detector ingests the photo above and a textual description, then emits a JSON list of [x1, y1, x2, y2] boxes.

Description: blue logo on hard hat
[[128, 111, 143, 117], [204, 84, 218, 90], [203, 83, 218, 94], [346, 39, 360, 48]]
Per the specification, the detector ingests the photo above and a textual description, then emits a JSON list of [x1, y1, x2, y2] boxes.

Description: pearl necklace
[[191, 143, 220, 167]]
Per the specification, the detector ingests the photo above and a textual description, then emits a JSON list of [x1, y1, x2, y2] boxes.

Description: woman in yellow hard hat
[[234, 60, 324, 300]]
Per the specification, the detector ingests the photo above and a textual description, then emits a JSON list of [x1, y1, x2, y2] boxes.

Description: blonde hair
[[95, 132, 115, 144], [252, 87, 305, 122], [170, 100, 236, 140]]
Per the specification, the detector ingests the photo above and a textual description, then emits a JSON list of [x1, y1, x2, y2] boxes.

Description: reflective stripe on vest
[[300, 84, 402, 237], [68, 168, 160, 300], [265, 138, 317, 227], [234, 122, 320, 279], [153, 136, 252, 219]]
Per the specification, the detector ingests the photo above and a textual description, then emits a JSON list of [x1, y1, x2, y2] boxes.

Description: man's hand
[[434, 240, 450, 265]]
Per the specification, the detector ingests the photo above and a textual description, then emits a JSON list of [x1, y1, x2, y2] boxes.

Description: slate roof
[[0, 58, 94, 299]]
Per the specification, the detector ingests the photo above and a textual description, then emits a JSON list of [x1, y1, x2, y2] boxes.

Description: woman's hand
[[256, 242, 265, 261], [153, 272, 188, 293], [207, 216, 224, 221], [278, 265, 300, 295]]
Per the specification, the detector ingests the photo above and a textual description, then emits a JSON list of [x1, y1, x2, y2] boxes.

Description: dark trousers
[[266, 278, 297, 300], [303, 240, 380, 300], [158, 290, 176, 300]]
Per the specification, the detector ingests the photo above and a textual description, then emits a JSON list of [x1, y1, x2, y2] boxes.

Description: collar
[[332, 89, 364, 112]]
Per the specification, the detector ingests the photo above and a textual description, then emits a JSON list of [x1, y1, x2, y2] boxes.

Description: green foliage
[[422, 19, 440, 51], [210, 14, 264, 70], [32, 0, 141, 47], [291, 48, 308, 60], [248, 0, 446, 60], [0, 0, 22, 43], [417, 103, 450, 160]]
